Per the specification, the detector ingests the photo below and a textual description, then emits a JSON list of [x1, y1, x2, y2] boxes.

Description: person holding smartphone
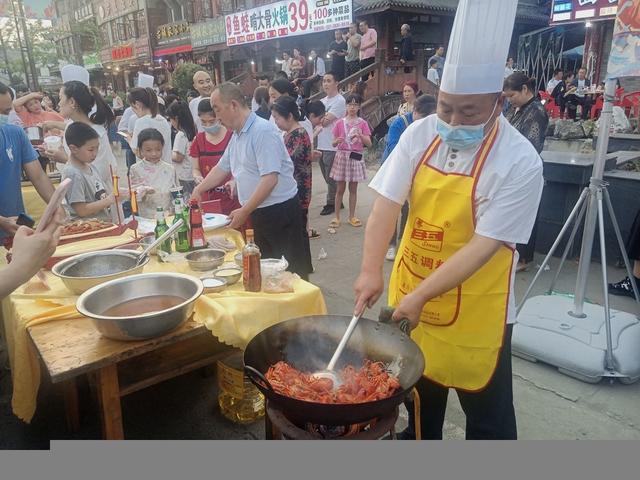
[[328, 93, 371, 231]]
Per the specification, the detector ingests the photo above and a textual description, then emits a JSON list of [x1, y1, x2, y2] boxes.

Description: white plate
[[203, 213, 231, 231]]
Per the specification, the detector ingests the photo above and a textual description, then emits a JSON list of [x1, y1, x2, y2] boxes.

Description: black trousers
[[302, 75, 321, 98], [626, 208, 640, 261], [360, 57, 375, 81], [408, 324, 517, 440], [250, 196, 313, 280], [345, 60, 360, 78], [566, 94, 592, 120]]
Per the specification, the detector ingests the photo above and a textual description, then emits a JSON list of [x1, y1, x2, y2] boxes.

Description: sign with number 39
[[225, 0, 352, 46]]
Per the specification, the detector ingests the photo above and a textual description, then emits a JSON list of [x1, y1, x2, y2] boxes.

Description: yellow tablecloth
[[1, 227, 326, 423], [22, 183, 48, 223]]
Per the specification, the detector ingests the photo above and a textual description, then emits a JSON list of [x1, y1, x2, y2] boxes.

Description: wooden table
[[28, 314, 233, 439]]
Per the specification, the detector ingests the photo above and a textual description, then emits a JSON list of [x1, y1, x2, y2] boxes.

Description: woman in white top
[[42, 80, 117, 187], [268, 78, 314, 141], [166, 100, 197, 198], [128, 87, 172, 164]]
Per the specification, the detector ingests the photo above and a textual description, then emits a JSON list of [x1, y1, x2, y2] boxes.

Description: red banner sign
[[111, 44, 134, 61]]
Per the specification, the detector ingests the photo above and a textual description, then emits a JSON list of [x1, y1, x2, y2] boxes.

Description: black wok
[[244, 314, 425, 426]]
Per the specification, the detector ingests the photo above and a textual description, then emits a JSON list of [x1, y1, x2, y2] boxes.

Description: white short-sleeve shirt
[[370, 114, 544, 324], [189, 96, 206, 132], [131, 114, 173, 164], [317, 93, 346, 151], [172, 130, 193, 182]]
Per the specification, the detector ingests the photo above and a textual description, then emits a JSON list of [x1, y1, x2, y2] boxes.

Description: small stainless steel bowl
[[212, 266, 242, 285], [234, 252, 243, 268], [76, 272, 204, 341], [185, 248, 225, 271], [52, 250, 149, 295], [201, 276, 228, 293]]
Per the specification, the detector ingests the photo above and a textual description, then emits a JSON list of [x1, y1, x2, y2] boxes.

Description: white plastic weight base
[[514, 294, 640, 384]]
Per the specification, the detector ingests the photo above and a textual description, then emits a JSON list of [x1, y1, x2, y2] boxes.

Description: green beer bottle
[[154, 206, 172, 254], [173, 195, 190, 253]]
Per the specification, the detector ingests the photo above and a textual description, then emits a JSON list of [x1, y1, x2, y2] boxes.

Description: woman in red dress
[[189, 98, 240, 215]]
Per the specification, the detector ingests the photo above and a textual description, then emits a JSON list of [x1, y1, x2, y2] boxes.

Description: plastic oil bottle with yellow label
[[217, 352, 265, 424]]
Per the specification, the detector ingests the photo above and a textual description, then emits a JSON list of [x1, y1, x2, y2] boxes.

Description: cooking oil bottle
[[217, 352, 264, 424]]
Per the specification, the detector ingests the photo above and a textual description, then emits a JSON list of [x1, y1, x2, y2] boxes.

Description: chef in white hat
[[354, 0, 543, 440]]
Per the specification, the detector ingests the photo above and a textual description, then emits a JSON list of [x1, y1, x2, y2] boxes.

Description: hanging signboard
[[225, 0, 352, 47], [191, 18, 227, 49], [606, 0, 640, 78], [550, 0, 619, 24]]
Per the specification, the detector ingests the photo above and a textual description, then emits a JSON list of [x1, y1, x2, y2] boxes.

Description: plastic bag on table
[[263, 271, 299, 294]]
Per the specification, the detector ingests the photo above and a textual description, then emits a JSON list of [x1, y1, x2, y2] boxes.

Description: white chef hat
[[137, 73, 155, 88], [440, 0, 518, 95], [61, 65, 90, 86]]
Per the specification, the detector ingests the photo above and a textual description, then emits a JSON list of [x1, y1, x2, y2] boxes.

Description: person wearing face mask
[[189, 99, 240, 215], [0, 82, 56, 242], [354, 0, 543, 440]]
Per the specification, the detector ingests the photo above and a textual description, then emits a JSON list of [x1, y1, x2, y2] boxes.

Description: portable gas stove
[[264, 401, 399, 440]]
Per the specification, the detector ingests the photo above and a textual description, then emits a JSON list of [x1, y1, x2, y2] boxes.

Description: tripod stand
[[514, 79, 640, 383]]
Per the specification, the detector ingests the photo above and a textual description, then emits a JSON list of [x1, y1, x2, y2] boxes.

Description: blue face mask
[[0, 114, 9, 127], [435, 100, 499, 150], [202, 124, 221, 135]]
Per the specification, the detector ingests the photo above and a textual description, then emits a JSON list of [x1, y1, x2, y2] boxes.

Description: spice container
[[217, 352, 265, 424]]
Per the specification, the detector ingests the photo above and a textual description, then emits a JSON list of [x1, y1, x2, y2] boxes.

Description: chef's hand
[[228, 207, 249, 230], [391, 291, 425, 331], [354, 270, 384, 316]]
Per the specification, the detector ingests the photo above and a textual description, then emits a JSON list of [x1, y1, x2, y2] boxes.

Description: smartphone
[[36, 178, 72, 233], [16, 213, 35, 229]]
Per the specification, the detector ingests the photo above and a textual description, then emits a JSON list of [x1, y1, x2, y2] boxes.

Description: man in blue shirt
[[0, 82, 56, 240], [192, 82, 312, 279], [382, 94, 436, 263]]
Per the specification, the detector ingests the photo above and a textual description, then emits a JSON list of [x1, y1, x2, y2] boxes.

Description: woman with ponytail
[[43, 80, 117, 187], [128, 87, 172, 163]]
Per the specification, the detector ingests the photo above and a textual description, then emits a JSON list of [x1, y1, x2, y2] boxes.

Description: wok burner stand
[[265, 401, 399, 440]]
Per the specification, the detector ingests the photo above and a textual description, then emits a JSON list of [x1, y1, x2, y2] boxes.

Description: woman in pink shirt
[[13, 92, 64, 127]]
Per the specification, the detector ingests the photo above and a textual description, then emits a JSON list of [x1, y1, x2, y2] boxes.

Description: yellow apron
[[388, 124, 514, 392]]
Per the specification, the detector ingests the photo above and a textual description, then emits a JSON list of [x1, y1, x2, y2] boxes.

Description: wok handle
[[244, 365, 275, 393], [379, 306, 411, 335]]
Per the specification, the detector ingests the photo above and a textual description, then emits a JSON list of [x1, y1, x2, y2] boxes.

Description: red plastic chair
[[621, 91, 640, 118], [590, 95, 604, 119]]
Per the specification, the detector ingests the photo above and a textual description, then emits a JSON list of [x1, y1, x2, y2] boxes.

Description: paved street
[[1, 162, 639, 446]]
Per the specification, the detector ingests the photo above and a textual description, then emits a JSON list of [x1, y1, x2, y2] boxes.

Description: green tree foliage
[[172, 63, 208, 98]]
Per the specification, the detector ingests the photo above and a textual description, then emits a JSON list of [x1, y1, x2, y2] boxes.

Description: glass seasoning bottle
[[242, 229, 261, 292], [189, 198, 207, 250], [173, 194, 190, 253], [154, 206, 172, 254]]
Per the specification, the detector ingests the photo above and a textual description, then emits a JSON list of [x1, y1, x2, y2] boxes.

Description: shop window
[[136, 11, 147, 36], [202, 0, 213, 18]]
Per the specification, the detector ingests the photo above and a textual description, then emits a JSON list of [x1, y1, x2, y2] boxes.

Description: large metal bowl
[[51, 249, 150, 295], [76, 272, 204, 341]]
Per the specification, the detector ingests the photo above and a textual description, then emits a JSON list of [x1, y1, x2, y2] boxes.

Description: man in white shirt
[[546, 68, 563, 95], [193, 83, 312, 279], [302, 50, 326, 98], [189, 70, 214, 132], [426, 58, 440, 86], [504, 57, 515, 78], [280, 52, 293, 78], [354, 0, 543, 440], [316, 72, 346, 216]]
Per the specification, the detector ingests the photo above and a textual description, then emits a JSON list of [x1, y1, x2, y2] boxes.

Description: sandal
[[348, 217, 362, 227], [328, 218, 340, 228], [308, 228, 320, 239]]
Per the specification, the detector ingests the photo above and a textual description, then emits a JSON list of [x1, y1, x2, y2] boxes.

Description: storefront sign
[[606, 0, 640, 78], [225, 0, 352, 46], [111, 44, 134, 61], [191, 18, 227, 49], [156, 21, 191, 47], [550, 0, 619, 24], [82, 53, 103, 71]]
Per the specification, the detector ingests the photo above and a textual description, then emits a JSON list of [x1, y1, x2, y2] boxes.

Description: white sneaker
[[385, 247, 396, 261]]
